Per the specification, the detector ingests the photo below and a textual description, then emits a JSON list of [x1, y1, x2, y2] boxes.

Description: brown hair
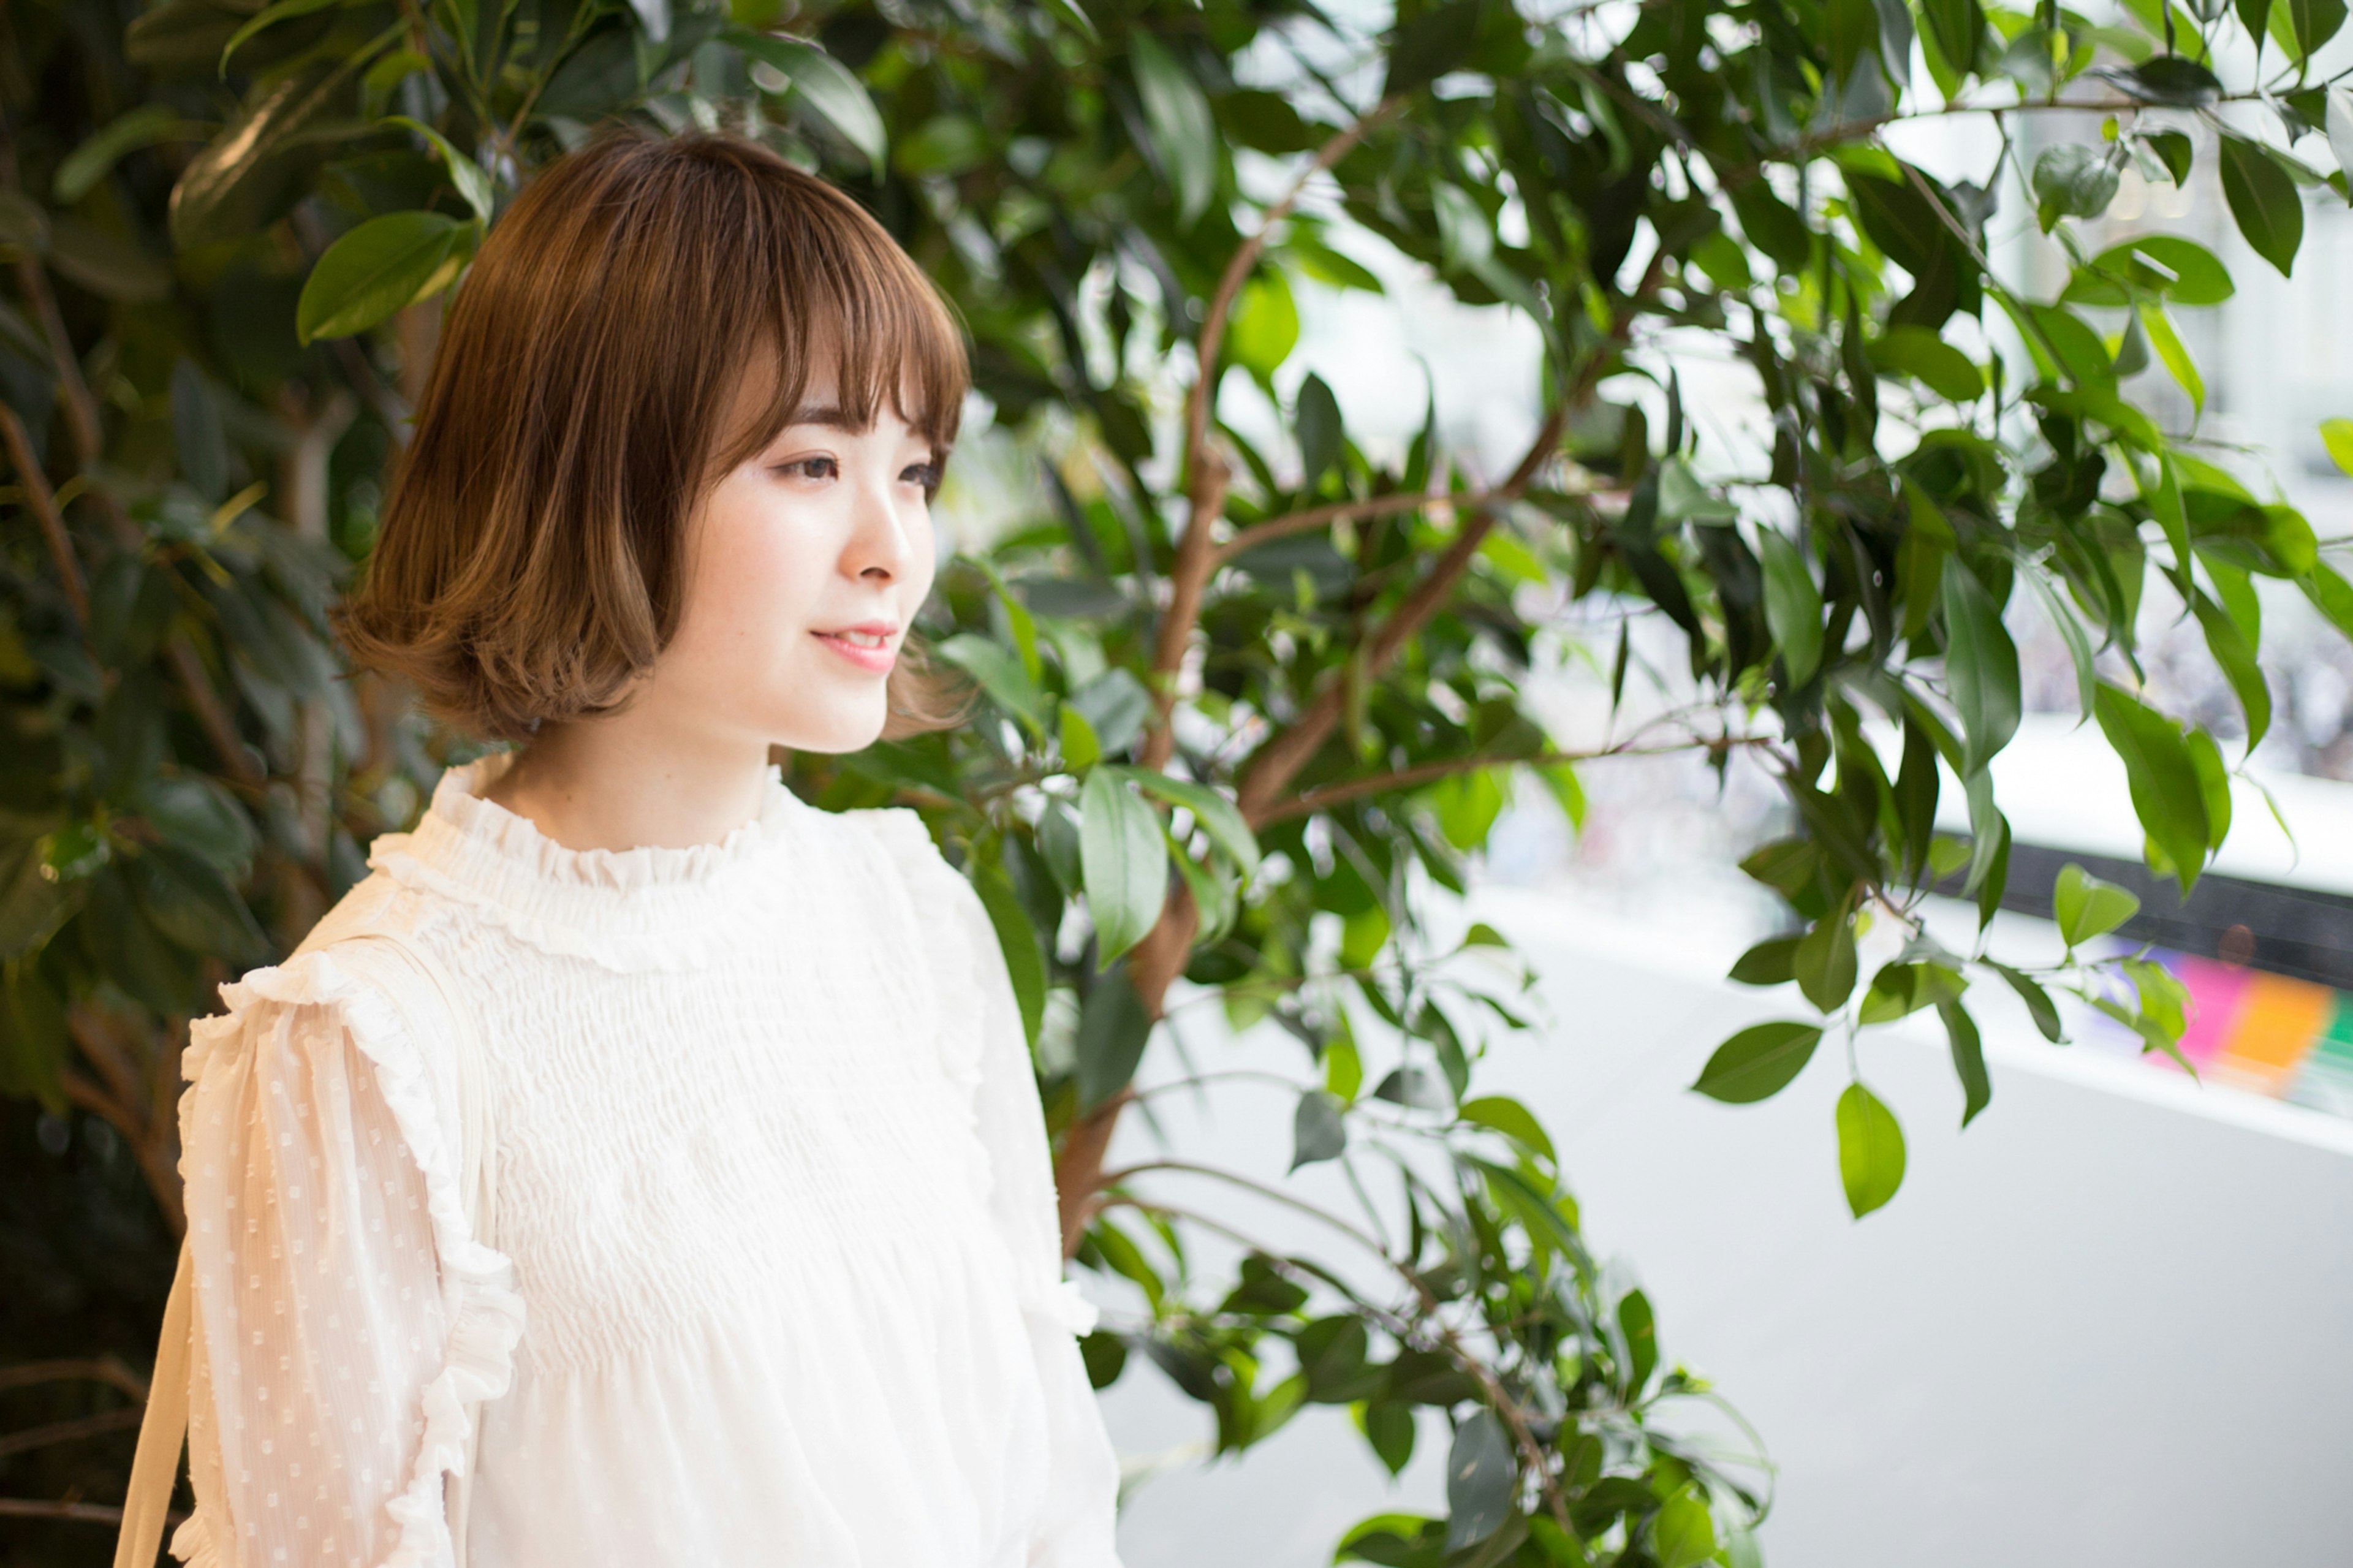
[[341, 127, 972, 743]]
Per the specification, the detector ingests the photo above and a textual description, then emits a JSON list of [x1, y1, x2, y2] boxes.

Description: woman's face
[[649, 363, 941, 754]]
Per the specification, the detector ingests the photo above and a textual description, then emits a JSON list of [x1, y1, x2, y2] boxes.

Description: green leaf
[[2116, 55, 2222, 105], [1756, 527, 1824, 687], [971, 860, 1047, 1050], [1292, 1088, 1347, 1170], [1797, 904, 1854, 1012], [1857, 961, 1966, 1025], [218, 0, 346, 75], [1297, 373, 1342, 487], [1131, 32, 1216, 227], [2139, 303, 2202, 415], [383, 115, 494, 223], [1727, 178, 1813, 272], [729, 31, 888, 177], [2329, 88, 2353, 199], [295, 210, 464, 344], [1617, 1287, 1658, 1395], [1080, 765, 1167, 965], [1691, 1021, 1824, 1104], [1990, 961, 2065, 1042], [2190, 589, 2270, 752], [1430, 768, 1505, 850], [1941, 557, 2021, 778], [1868, 325, 1984, 400], [2092, 682, 2211, 893], [2322, 417, 2353, 477], [1383, 0, 1483, 98], [2053, 860, 2140, 948], [1457, 1095, 1556, 1166], [2287, 0, 2349, 52], [2219, 133, 2304, 277], [172, 54, 376, 251], [1653, 1483, 1719, 1568], [2068, 236, 2235, 306], [1728, 934, 1802, 986], [936, 632, 1045, 734], [170, 358, 227, 502], [1920, 0, 1986, 74], [1442, 1409, 1516, 1551], [1059, 704, 1101, 768], [1360, 1402, 1416, 1477], [1075, 960, 1153, 1110], [1226, 270, 1299, 381], [1938, 999, 1992, 1127], [54, 104, 194, 204], [1120, 767, 1259, 881], [1836, 1081, 1907, 1218], [2032, 143, 2121, 230]]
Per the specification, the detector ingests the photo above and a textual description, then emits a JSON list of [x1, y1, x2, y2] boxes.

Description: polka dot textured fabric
[[169, 755, 1122, 1568]]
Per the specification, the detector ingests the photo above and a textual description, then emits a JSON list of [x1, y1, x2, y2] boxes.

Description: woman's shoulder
[[188, 873, 461, 1082]]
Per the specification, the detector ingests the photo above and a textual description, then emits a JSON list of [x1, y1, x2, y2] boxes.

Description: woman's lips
[[811, 629, 897, 673]]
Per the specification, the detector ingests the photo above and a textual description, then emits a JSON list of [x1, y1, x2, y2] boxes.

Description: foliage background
[[2, 0, 2346, 1562]]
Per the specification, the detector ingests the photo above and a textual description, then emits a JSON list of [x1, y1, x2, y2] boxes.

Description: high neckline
[[363, 754, 808, 971]]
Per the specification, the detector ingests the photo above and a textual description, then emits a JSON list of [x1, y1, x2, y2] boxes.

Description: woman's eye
[[777, 455, 838, 481], [900, 461, 941, 489]]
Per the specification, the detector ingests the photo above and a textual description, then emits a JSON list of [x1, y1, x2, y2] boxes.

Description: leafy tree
[[1, 0, 2343, 1558]]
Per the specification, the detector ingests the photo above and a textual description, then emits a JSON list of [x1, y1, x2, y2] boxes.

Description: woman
[[167, 129, 1123, 1567]]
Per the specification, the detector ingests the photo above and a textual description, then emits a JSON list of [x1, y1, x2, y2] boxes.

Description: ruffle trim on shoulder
[[854, 808, 993, 1191], [191, 947, 526, 1568], [166, 1510, 218, 1567]]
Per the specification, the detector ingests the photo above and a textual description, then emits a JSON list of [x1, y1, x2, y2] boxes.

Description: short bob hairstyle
[[341, 128, 971, 743]]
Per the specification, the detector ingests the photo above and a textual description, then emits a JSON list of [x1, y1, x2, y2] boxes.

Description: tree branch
[[1234, 253, 1667, 823], [1251, 737, 1773, 827], [0, 1357, 147, 1402], [1215, 485, 1502, 567], [0, 1408, 145, 1461], [1140, 97, 1401, 773], [0, 401, 87, 623]]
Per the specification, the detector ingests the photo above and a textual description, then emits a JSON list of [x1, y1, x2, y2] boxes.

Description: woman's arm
[[934, 862, 1127, 1567], [175, 950, 520, 1568]]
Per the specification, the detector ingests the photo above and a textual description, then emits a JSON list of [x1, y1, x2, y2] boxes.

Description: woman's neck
[[480, 716, 776, 854]]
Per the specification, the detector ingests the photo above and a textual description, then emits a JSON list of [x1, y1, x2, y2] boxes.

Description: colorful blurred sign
[[2114, 952, 2353, 1117]]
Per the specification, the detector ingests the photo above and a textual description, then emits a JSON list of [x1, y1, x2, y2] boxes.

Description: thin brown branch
[[1214, 485, 1504, 567], [165, 634, 264, 793], [1140, 97, 1402, 775], [0, 400, 86, 623], [1182, 97, 1400, 488], [1253, 737, 1774, 827], [1236, 252, 1669, 824], [0, 1407, 143, 1461], [0, 1357, 148, 1402]]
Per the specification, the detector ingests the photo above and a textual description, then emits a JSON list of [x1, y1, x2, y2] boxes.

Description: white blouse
[[169, 754, 1123, 1568]]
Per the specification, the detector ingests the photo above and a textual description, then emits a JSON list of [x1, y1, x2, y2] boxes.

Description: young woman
[[166, 130, 1124, 1567]]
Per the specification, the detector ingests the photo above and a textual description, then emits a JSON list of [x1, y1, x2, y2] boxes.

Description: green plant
[[3, 0, 2347, 1559]]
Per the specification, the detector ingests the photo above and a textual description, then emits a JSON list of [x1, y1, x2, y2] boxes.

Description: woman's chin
[[767, 694, 889, 756]]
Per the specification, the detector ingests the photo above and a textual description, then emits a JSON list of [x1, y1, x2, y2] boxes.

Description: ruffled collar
[[365, 752, 808, 972]]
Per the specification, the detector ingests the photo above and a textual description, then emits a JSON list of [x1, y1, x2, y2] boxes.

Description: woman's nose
[[844, 471, 915, 583]]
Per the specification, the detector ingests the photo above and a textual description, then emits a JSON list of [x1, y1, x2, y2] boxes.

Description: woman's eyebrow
[[786, 404, 862, 431]]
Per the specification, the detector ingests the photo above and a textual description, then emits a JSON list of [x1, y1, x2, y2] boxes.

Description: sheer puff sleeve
[[860, 810, 1126, 1567], [171, 947, 524, 1568]]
